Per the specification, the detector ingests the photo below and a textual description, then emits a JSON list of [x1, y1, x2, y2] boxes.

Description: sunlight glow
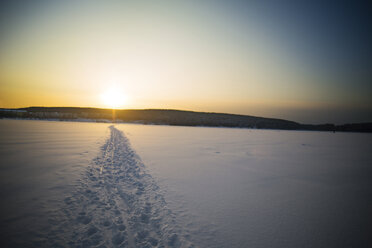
[[100, 86, 127, 109]]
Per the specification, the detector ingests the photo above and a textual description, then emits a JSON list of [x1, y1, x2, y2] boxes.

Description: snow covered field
[[0, 119, 371, 247], [117, 124, 372, 248]]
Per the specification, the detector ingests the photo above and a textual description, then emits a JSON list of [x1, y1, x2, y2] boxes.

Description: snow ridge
[[48, 126, 194, 248]]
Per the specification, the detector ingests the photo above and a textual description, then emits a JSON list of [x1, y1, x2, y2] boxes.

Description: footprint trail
[[48, 126, 194, 248]]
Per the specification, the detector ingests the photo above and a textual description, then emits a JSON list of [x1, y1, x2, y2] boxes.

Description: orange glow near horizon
[[0, 1, 371, 124]]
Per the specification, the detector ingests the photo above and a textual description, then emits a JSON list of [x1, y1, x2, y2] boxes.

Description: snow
[[47, 125, 193, 247], [0, 119, 110, 247], [0, 119, 371, 247], [116, 124, 372, 248]]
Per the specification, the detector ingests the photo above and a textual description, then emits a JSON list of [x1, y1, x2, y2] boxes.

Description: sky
[[0, 0, 371, 124]]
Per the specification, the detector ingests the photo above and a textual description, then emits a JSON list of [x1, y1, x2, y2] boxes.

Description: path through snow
[[47, 126, 193, 248]]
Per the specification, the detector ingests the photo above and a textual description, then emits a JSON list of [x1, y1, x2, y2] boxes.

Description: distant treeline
[[1, 107, 371, 133]]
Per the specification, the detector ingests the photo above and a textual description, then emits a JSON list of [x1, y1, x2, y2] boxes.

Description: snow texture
[[46, 126, 193, 248], [117, 123, 372, 248], [1, 119, 371, 248]]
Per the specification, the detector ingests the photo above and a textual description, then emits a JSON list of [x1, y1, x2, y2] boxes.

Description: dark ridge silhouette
[[0, 107, 371, 132]]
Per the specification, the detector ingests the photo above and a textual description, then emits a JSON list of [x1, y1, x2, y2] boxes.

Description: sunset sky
[[0, 0, 371, 124]]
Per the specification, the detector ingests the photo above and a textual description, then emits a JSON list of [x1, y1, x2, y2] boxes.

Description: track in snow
[[47, 126, 194, 248]]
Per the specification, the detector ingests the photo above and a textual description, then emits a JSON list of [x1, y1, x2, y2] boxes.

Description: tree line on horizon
[[0, 107, 371, 133]]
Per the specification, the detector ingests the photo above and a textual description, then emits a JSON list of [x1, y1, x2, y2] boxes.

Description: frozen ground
[[0, 120, 192, 247], [118, 124, 372, 248], [0, 120, 110, 247], [0, 119, 372, 247]]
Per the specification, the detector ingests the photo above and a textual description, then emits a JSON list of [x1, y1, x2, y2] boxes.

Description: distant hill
[[0, 107, 371, 133]]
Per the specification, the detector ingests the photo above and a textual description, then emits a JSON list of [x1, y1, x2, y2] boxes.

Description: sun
[[100, 86, 127, 109]]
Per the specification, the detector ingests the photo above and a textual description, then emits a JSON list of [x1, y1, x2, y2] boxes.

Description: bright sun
[[100, 86, 126, 109]]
